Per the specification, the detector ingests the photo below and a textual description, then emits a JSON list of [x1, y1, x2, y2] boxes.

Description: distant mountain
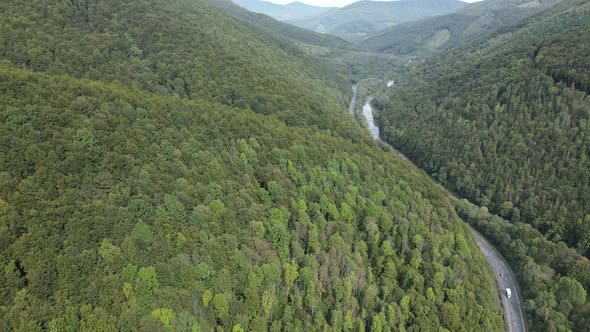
[[232, 0, 334, 21], [359, 0, 562, 55], [206, 0, 356, 50], [288, 0, 467, 41]]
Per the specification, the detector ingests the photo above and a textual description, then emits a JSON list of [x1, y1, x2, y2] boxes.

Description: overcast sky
[[267, 0, 482, 8]]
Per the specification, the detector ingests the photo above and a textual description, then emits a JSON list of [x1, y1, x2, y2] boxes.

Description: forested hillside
[[359, 0, 562, 55], [0, 0, 357, 137], [0, 0, 506, 330], [375, 1, 590, 327], [0, 63, 504, 332], [457, 199, 590, 331], [200, 0, 405, 83]]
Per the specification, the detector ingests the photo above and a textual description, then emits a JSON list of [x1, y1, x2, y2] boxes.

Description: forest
[[0, 0, 508, 330], [2, 0, 589, 329], [0, 63, 503, 331], [374, 0, 590, 329], [0, 0, 357, 138]]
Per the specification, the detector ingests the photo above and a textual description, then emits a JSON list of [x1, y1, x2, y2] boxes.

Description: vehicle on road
[[506, 288, 512, 299], [500, 272, 504, 278]]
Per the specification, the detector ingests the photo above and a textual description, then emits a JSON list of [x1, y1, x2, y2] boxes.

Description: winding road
[[470, 229, 527, 332], [352, 83, 527, 332]]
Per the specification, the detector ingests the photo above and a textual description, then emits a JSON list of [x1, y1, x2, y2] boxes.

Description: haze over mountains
[[234, 0, 468, 40], [204, 0, 356, 51], [1, 0, 589, 330], [359, 0, 563, 54], [232, 0, 334, 21]]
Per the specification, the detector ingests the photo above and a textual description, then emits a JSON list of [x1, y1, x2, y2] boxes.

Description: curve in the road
[[470, 228, 528, 332]]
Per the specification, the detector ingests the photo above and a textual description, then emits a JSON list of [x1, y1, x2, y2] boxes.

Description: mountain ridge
[[359, 0, 563, 54], [232, 0, 334, 21], [205, 0, 357, 50]]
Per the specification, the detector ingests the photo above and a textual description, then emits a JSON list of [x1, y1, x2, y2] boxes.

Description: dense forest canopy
[[0, 62, 504, 331], [377, 0, 590, 254], [0, 0, 361, 138], [0, 0, 507, 330], [4, 0, 588, 329]]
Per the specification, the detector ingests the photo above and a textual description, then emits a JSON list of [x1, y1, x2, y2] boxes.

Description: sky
[[266, 0, 481, 8]]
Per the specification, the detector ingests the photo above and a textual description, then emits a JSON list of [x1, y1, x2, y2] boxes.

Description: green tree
[[213, 293, 229, 318], [151, 308, 176, 328], [136, 266, 159, 296]]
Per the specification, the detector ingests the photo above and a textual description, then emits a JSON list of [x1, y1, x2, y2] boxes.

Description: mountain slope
[[288, 0, 467, 41], [359, 0, 562, 55], [232, 0, 334, 21], [0, 65, 505, 331], [375, 1, 590, 328], [0, 0, 506, 330], [0, 0, 355, 136]]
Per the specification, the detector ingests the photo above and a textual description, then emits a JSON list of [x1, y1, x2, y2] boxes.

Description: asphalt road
[[470, 228, 527, 332]]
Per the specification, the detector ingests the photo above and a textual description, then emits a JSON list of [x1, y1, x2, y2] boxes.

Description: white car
[[506, 288, 512, 299]]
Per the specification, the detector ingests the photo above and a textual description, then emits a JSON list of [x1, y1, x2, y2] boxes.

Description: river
[[362, 97, 380, 140]]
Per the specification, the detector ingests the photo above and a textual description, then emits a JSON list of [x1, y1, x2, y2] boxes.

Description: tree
[[151, 308, 176, 328], [98, 239, 121, 267], [266, 208, 291, 261], [213, 293, 229, 318], [554, 276, 587, 315], [136, 266, 159, 296], [262, 289, 274, 319], [131, 220, 154, 246], [202, 290, 213, 307], [283, 262, 299, 292], [440, 302, 461, 331]]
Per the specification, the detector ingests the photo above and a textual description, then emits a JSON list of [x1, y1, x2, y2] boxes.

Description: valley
[[0, 0, 588, 330], [352, 80, 525, 332]]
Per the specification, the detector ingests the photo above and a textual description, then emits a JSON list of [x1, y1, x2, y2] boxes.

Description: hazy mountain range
[[232, 0, 334, 21], [234, 0, 468, 41], [359, 0, 563, 54]]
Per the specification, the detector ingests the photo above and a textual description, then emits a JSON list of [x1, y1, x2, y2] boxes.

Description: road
[[470, 228, 527, 332]]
